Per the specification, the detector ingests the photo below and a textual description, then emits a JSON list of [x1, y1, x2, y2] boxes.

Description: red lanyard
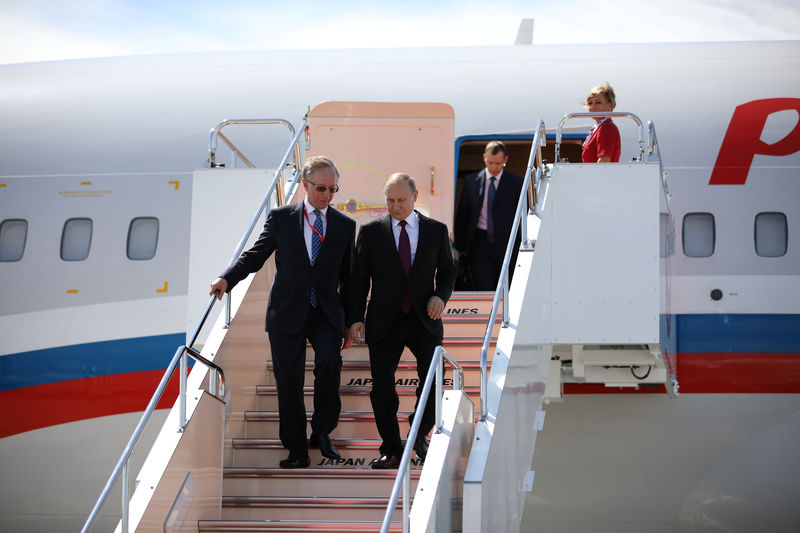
[[304, 207, 327, 243]]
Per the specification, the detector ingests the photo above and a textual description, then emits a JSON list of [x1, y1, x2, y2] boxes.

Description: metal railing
[[81, 119, 307, 533], [478, 119, 545, 420], [207, 118, 301, 171], [379, 346, 465, 533], [554, 112, 646, 163]]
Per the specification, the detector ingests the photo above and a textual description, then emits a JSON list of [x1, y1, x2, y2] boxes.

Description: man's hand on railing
[[209, 277, 228, 300]]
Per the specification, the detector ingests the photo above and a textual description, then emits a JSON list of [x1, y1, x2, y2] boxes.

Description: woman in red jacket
[[582, 83, 621, 163]]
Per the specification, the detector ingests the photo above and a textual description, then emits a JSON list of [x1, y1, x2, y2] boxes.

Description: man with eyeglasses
[[210, 155, 355, 469]]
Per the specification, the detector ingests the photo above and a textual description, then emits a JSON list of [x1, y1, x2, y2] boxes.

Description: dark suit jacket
[[349, 210, 456, 344], [454, 169, 523, 257], [221, 202, 355, 336]]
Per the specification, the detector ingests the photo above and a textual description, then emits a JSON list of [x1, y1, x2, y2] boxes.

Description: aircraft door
[[306, 101, 455, 231]]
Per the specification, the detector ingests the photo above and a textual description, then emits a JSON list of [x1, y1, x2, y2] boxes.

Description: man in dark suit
[[454, 140, 523, 291], [349, 173, 456, 469], [210, 156, 355, 469]]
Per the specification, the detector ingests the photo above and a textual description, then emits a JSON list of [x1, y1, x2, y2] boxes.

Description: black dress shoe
[[279, 456, 310, 469], [371, 454, 401, 469], [309, 433, 341, 460], [414, 437, 428, 462]]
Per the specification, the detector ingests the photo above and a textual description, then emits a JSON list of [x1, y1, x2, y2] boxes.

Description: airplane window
[[682, 213, 715, 258], [127, 217, 159, 260], [0, 219, 28, 262], [61, 218, 93, 261], [755, 212, 787, 257]]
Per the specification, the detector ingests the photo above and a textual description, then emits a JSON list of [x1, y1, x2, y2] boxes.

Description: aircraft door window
[[0, 219, 28, 262], [754, 212, 788, 257], [61, 218, 93, 261], [127, 217, 159, 260], [682, 213, 715, 258]]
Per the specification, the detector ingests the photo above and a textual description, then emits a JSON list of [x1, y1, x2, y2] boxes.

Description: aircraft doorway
[[452, 134, 584, 291]]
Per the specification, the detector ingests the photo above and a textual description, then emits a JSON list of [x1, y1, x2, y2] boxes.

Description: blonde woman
[[582, 83, 621, 163]]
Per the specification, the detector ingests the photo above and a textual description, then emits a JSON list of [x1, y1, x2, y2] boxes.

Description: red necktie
[[399, 220, 412, 313]]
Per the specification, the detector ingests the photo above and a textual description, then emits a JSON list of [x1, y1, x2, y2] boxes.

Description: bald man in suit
[[210, 156, 355, 469], [349, 173, 456, 469]]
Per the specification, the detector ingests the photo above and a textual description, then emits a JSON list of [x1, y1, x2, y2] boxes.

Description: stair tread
[[199, 520, 403, 531], [232, 438, 382, 447], [223, 496, 399, 506], [224, 467, 420, 479], [255, 384, 480, 393]]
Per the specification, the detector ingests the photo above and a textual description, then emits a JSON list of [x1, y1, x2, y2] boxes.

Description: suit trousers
[[368, 310, 442, 457], [268, 305, 342, 460], [469, 229, 504, 291]]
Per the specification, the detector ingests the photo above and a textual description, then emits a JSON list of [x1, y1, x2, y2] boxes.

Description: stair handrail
[[81, 118, 307, 533], [478, 119, 545, 420], [554, 111, 645, 163], [380, 346, 464, 533], [207, 118, 301, 170]]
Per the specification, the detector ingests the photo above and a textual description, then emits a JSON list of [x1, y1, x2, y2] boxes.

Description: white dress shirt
[[477, 169, 503, 230], [303, 198, 328, 263]]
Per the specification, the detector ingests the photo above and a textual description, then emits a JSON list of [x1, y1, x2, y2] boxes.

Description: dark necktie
[[487, 176, 497, 243], [310, 209, 323, 307], [398, 220, 412, 313]]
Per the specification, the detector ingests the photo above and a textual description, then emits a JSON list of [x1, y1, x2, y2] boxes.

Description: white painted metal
[[186, 169, 275, 340], [410, 390, 475, 533], [463, 247, 549, 532], [546, 163, 661, 345]]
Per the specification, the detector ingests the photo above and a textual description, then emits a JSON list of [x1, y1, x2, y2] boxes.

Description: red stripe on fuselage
[[0, 370, 180, 438], [564, 353, 800, 395], [676, 353, 800, 393]]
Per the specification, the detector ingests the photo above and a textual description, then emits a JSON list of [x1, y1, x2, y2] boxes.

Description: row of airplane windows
[[673, 211, 788, 258], [0, 217, 159, 262], [0, 212, 790, 262]]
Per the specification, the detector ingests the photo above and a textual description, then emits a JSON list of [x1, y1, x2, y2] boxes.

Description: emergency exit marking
[[157, 282, 169, 293], [168, 180, 180, 190]]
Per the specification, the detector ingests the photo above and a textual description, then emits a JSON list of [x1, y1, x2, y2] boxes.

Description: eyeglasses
[[305, 179, 339, 194]]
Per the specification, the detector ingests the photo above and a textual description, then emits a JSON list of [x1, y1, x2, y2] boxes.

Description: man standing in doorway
[[210, 156, 355, 469], [454, 140, 523, 291], [349, 173, 456, 469]]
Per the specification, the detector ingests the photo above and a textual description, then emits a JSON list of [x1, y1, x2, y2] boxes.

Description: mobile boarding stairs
[[82, 111, 675, 532]]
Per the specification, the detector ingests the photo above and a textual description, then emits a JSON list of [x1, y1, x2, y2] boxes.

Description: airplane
[[1, 37, 799, 532]]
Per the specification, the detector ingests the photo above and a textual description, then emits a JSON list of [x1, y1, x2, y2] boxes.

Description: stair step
[[338, 337, 498, 362], [254, 384, 481, 412], [231, 438, 425, 469], [223, 467, 420, 497], [242, 411, 414, 439], [220, 496, 404, 522], [199, 519, 403, 532], [271, 360, 488, 385]]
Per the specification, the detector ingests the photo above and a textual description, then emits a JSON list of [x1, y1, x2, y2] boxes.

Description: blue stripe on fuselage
[[676, 314, 800, 354], [0, 333, 187, 391]]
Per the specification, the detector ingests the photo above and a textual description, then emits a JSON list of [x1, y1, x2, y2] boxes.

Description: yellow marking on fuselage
[[157, 281, 169, 293], [67, 289, 79, 294], [168, 180, 180, 190], [80, 181, 92, 186]]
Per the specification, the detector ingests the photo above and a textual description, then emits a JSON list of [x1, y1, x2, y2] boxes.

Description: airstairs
[[195, 288, 498, 531], [83, 106, 674, 533]]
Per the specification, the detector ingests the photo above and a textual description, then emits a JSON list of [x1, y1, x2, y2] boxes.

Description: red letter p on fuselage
[[710, 98, 800, 185]]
